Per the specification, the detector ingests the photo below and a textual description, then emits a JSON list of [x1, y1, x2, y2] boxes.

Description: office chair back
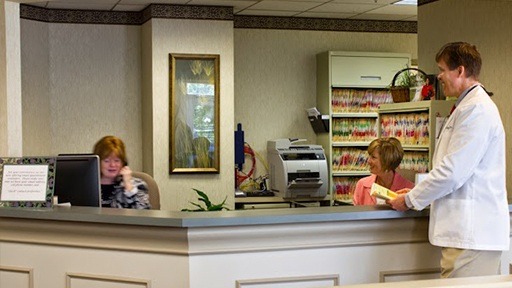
[[132, 171, 160, 210], [396, 168, 417, 183]]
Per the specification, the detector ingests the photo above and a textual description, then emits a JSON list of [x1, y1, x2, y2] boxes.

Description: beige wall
[[234, 29, 417, 179], [144, 18, 234, 211], [0, 2, 22, 157], [0, 2, 9, 156], [418, 0, 512, 195], [141, 20, 153, 176], [19, 17, 416, 210], [20, 18, 234, 211], [21, 20, 143, 169], [21, 19, 53, 156], [18, 16, 415, 210]]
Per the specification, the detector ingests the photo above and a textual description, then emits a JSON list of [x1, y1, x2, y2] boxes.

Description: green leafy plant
[[393, 67, 426, 88], [181, 188, 229, 211]]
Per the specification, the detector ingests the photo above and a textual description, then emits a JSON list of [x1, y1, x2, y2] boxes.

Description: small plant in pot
[[181, 188, 229, 211], [390, 67, 427, 102]]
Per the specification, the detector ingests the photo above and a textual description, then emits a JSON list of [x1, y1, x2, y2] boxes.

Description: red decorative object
[[421, 77, 435, 100]]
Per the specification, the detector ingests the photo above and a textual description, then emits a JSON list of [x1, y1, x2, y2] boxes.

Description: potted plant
[[390, 67, 427, 102], [181, 188, 229, 211]]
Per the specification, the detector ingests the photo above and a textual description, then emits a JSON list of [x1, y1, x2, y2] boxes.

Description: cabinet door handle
[[360, 76, 382, 81]]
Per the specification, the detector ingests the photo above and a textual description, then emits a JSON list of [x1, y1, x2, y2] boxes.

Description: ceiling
[[21, 0, 418, 21]]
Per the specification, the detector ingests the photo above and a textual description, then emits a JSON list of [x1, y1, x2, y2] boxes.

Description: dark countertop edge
[[0, 205, 433, 228]]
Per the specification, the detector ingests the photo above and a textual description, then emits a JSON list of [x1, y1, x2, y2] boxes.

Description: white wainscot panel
[[0, 242, 189, 288], [236, 274, 338, 288], [380, 268, 440, 282], [67, 273, 150, 288], [0, 266, 33, 288], [188, 243, 441, 287]]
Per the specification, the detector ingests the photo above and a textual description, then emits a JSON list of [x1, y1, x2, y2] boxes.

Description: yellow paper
[[370, 183, 397, 200]]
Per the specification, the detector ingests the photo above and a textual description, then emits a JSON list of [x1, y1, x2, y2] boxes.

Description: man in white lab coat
[[388, 42, 509, 278]]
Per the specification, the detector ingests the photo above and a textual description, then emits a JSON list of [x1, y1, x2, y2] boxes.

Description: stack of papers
[[306, 107, 321, 117]]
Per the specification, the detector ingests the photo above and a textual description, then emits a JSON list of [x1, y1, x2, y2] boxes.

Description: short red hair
[[93, 135, 128, 166]]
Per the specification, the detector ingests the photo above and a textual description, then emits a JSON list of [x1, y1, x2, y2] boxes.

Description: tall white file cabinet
[[316, 51, 410, 203]]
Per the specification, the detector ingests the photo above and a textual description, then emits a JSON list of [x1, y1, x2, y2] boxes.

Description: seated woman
[[352, 137, 414, 205], [93, 135, 151, 209]]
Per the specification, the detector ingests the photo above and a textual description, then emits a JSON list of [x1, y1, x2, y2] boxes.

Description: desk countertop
[[0, 204, 429, 228]]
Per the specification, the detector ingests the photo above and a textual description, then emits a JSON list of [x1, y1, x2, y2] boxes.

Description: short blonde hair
[[93, 135, 128, 166], [367, 137, 404, 172]]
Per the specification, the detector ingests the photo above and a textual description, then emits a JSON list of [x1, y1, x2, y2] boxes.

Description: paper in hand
[[370, 183, 397, 200]]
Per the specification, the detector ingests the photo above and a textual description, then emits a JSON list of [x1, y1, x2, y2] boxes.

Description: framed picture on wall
[[169, 53, 220, 174]]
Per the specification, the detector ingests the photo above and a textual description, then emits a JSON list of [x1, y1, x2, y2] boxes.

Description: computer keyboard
[[245, 191, 275, 197]]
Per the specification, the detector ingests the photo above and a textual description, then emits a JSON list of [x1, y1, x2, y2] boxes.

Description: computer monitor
[[54, 154, 101, 207]]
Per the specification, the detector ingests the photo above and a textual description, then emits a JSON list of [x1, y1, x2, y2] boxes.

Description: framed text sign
[[0, 157, 56, 208]]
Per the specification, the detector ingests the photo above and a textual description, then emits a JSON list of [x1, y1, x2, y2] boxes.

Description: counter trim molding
[[186, 218, 430, 255], [2, 206, 511, 288], [0, 207, 431, 256], [0, 218, 190, 255], [2, 206, 510, 256], [0, 206, 430, 227]]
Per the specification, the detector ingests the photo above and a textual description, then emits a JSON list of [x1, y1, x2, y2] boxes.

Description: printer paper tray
[[288, 179, 323, 189]]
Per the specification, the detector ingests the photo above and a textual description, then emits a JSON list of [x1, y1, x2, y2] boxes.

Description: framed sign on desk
[[169, 53, 220, 174], [0, 157, 56, 208]]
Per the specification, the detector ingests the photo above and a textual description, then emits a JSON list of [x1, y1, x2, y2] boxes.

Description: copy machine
[[267, 139, 328, 199]]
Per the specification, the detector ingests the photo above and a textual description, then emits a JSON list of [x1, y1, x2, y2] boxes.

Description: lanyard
[[453, 84, 493, 110], [438, 84, 492, 139], [453, 84, 479, 110], [438, 85, 478, 139]]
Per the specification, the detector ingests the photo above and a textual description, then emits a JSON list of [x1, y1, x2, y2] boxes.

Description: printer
[[267, 138, 328, 199]]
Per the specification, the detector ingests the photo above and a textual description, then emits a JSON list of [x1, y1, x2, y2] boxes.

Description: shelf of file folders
[[331, 149, 428, 201], [332, 176, 359, 201], [379, 112, 430, 149], [331, 88, 393, 113], [331, 118, 378, 143], [331, 147, 429, 175]]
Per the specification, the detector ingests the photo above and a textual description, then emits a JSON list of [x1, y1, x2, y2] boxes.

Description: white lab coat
[[408, 85, 509, 250]]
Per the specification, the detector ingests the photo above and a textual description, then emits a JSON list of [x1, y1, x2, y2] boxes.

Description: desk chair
[[132, 171, 160, 210], [396, 168, 417, 183]]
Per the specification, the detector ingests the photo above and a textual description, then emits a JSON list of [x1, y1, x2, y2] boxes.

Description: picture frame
[[169, 53, 220, 174], [0, 157, 56, 208]]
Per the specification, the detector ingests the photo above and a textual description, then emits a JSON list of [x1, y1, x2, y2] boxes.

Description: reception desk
[[1, 205, 511, 288]]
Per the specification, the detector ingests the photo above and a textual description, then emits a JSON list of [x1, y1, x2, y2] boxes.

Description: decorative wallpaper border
[[20, 5, 142, 25], [141, 4, 234, 23], [234, 16, 416, 33], [20, 3, 421, 33], [20, 4, 233, 25]]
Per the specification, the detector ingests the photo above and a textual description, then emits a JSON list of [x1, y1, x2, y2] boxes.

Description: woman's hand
[[120, 166, 133, 192]]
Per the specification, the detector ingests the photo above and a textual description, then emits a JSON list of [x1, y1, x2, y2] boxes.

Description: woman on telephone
[[93, 135, 151, 209]]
